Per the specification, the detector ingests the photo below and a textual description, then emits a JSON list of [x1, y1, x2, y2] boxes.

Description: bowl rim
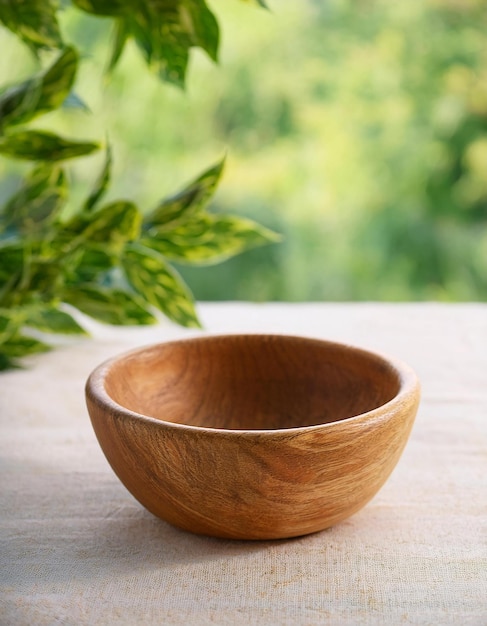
[[85, 333, 420, 437]]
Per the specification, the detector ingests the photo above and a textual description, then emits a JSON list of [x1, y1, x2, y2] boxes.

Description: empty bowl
[[85, 334, 420, 540]]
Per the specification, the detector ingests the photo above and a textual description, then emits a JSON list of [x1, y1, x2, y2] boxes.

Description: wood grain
[[86, 334, 420, 540]]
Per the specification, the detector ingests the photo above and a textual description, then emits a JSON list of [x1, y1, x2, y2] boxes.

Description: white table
[[1, 303, 486, 625]]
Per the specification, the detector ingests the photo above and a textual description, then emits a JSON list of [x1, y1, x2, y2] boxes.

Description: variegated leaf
[[143, 158, 225, 231], [107, 19, 129, 73], [36, 47, 78, 115], [2, 164, 67, 233], [62, 284, 156, 326], [143, 214, 281, 265], [25, 305, 87, 335], [122, 243, 200, 327], [0, 243, 24, 302], [70, 246, 117, 283], [60, 201, 141, 251], [74, 0, 219, 87], [0, 130, 99, 161], [0, 309, 20, 343], [0, 0, 62, 53], [83, 145, 112, 212], [0, 333, 51, 365]]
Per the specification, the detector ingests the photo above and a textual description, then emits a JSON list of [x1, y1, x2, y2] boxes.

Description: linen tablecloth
[[1, 303, 486, 625]]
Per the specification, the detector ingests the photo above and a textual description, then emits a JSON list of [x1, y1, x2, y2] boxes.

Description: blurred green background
[[1, 0, 486, 302]]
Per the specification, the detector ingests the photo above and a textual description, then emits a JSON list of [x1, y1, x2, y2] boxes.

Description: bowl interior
[[103, 335, 401, 430]]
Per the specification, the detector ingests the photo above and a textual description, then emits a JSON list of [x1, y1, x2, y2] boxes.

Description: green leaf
[[74, 0, 220, 87], [62, 283, 156, 326], [0, 0, 62, 53], [25, 306, 87, 335], [0, 242, 24, 278], [0, 46, 78, 130], [107, 19, 129, 73], [132, 0, 219, 86], [37, 47, 79, 110], [181, 0, 219, 62], [68, 245, 117, 283], [2, 164, 67, 233], [16, 259, 63, 301], [143, 158, 225, 230], [125, 9, 190, 87], [0, 243, 25, 304], [0, 309, 20, 343], [0, 77, 41, 132], [60, 201, 141, 253], [142, 214, 281, 265], [0, 332, 51, 358], [122, 243, 200, 327], [0, 352, 18, 371], [83, 145, 112, 212], [0, 130, 99, 161], [0, 310, 51, 368]]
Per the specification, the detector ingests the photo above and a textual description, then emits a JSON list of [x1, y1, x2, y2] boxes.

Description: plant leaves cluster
[[0, 3, 278, 370], [0, 0, 269, 133], [73, 0, 220, 87], [0, 0, 265, 87], [0, 46, 96, 160], [0, 1, 62, 54]]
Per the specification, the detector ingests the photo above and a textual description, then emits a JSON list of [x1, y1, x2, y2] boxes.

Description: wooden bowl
[[86, 334, 420, 540]]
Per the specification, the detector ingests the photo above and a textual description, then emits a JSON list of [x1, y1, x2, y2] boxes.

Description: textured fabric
[[1, 303, 486, 625]]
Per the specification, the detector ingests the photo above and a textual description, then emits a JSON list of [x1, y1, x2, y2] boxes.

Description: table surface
[[1, 303, 486, 626]]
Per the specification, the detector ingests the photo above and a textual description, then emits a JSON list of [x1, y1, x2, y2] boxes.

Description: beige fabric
[[1, 303, 486, 625]]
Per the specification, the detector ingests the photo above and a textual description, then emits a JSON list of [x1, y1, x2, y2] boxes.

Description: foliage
[[0, 1, 62, 53], [103, 0, 483, 304], [71, 0, 220, 87], [2, 0, 486, 371], [0, 0, 278, 369]]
